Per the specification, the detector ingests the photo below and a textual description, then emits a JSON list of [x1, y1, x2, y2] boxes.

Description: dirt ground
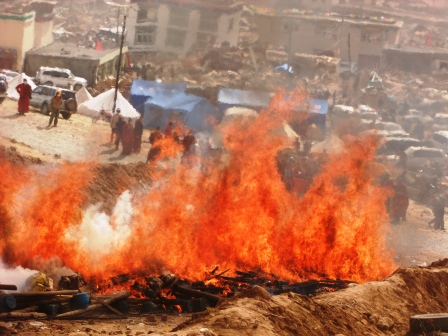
[[0, 100, 152, 164], [2, 98, 448, 335]]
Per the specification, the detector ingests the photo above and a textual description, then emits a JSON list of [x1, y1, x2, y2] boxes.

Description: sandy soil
[[2, 97, 448, 335], [0, 99, 152, 164]]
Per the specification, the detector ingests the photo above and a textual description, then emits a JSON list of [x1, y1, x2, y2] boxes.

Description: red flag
[[95, 39, 103, 51]]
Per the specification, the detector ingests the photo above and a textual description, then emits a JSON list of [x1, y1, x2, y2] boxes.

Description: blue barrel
[[0, 294, 16, 312], [72, 293, 89, 309]]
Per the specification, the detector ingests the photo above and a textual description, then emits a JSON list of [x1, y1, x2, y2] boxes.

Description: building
[[24, 42, 129, 86], [382, 45, 448, 74], [0, 1, 55, 71], [253, 8, 402, 69], [126, 0, 243, 56]]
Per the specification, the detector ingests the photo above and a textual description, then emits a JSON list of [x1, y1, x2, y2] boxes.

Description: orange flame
[[0, 90, 395, 284]]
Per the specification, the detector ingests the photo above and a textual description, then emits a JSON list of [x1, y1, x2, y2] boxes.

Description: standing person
[[149, 127, 163, 145], [115, 116, 125, 150], [164, 121, 173, 137], [133, 116, 144, 153], [121, 118, 135, 156], [429, 195, 446, 230], [110, 108, 121, 143], [48, 90, 63, 127], [15, 78, 32, 115], [390, 177, 409, 223], [182, 130, 196, 154]]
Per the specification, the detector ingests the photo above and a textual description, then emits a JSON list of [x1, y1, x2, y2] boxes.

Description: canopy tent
[[143, 91, 216, 131], [130, 80, 186, 114], [75, 86, 93, 105], [217, 88, 271, 116], [77, 88, 140, 119], [7, 73, 37, 100]]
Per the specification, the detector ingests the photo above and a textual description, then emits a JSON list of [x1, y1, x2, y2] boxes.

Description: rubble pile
[[53, 3, 120, 50], [92, 73, 134, 98]]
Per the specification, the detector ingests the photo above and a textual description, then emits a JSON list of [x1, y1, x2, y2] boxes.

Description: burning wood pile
[[0, 269, 353, 320]]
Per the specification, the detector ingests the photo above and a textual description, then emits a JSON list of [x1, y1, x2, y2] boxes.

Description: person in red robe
[[16, 78, 32, 115], [121, 118, 135, 156]]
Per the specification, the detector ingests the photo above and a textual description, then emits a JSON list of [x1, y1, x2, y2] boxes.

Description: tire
[[41, 103, 49, 115], [410, 313, 448, 333], [61, 111, 71, 120], [43, 81, 53, 86], [73, 84, 83, 91], [65, 98, 77, 112]]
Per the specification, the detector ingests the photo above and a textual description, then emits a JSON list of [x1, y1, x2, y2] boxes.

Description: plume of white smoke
[[66, 191, 134, 263], [0, 259, 38, 292]]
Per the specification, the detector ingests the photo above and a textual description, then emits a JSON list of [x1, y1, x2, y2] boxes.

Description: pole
[[348, 32, 351, 68], [288, 18, 292, 66], [116, 7, 121, 47], [112, 14, 126, 114]]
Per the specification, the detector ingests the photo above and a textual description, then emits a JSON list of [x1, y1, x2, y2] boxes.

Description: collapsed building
[[126, 0, 243, 56]]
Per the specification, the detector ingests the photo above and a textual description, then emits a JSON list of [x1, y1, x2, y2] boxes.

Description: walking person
[[15, 78, 32, 115], [133, 116, 144, 153], [48, 90, 63, 127]]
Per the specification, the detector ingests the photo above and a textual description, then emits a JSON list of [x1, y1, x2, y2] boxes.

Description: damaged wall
[[382, 46, 448, 73], [254, 12, 401, 66]]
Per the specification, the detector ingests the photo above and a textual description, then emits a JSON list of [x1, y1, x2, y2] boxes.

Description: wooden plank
[[90, 295, 124, 316]]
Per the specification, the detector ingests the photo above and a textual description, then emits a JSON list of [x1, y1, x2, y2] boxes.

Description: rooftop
[[131, 0, 243, 11], [27, 42, 127, 60], [249, 5, 403, 29], [384, 44, 448, 55]]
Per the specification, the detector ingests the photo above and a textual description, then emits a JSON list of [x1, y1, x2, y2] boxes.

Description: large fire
[[0, 91, 395, 285]]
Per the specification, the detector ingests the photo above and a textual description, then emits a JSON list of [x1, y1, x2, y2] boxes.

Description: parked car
[[29, 85, 77, 119], [35, 67, 87, 91], [0, 69, 19, 82], [386, 146, 448, 171], [433, 113, 448, 131], [376, 136, 421, 155]]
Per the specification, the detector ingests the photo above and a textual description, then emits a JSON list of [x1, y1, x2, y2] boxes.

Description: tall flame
[[0, 91, 395, 284]]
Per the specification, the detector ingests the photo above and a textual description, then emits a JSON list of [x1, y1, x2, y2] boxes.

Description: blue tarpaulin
[[143, 91, 216, 131], [217, 88, 271, 115], [130, 80, 186, 114], [275, 63, 294, 74]]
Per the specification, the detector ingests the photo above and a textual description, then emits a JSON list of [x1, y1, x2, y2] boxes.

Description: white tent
[[77, 88, 140, 119], [75, 86, 93, 105], [7, 73, 37, 100]]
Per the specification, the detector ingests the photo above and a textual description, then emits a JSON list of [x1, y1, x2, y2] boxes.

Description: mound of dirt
[[86, 162, 152, 213], [173, 263, 448, 336], [0, 145, 42, 165]]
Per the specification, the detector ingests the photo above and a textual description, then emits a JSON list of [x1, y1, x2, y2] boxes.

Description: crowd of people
[[110, 109, 144, 156]]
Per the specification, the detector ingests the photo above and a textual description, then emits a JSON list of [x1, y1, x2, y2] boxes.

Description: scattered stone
[[376, 316, 394, 331], [15, 322, 25, 330], [160, 315, 168, 322], [88, 320, 95, 325], [147, 316, 156, 323]]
